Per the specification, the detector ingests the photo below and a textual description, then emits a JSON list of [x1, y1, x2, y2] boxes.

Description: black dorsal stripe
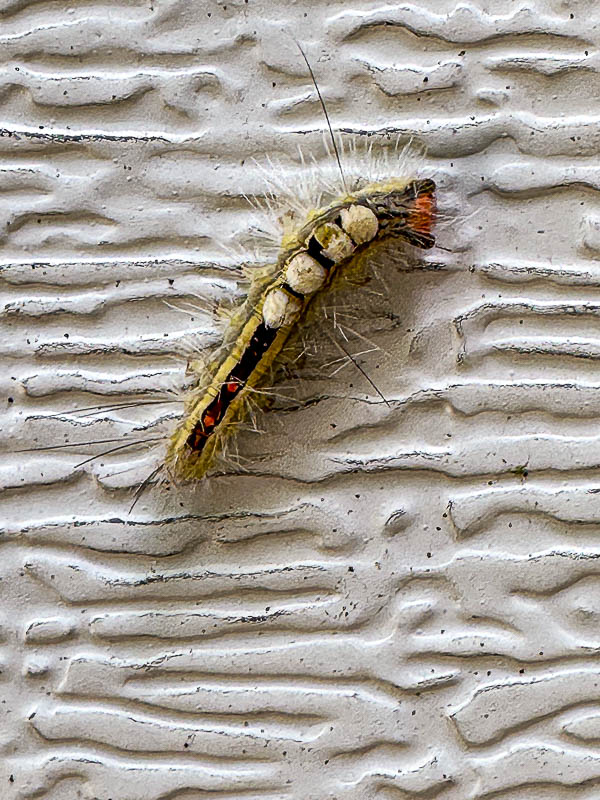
[[281, 282, 305, 301], [307, 234, 334, 269], [186, 321, 278, 454], [335, 213, 360, 247]]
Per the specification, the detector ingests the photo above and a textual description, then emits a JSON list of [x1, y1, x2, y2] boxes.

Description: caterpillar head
[[361, 178, 436, 249]]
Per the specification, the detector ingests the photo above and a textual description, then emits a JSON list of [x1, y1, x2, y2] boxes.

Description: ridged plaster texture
[[1, 1, 600, 798]]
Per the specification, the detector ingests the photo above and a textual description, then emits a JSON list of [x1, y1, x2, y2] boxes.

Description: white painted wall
[[2, 1, 600, 798]]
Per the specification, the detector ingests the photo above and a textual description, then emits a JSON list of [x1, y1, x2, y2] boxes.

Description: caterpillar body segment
[[167, 295, 294, 480], [166, 175, 437, 481]]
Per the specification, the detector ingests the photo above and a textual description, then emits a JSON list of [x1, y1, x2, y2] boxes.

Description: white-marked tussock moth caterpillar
[[164, 44, 436, 488], [28, 44, 437, 508], [167, 171, 436, 483]]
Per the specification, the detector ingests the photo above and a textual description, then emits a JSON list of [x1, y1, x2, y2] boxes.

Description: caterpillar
[[167, 172, 436, 482], [160, 42, 437, 488], [27, 45, 437, 506]]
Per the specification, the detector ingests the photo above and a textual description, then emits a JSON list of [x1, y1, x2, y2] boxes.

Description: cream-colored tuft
[[313, 222, 354, 263], [340, 204, 379, 245], [262, 287, 302, 329], [284, 252, 327, 295]]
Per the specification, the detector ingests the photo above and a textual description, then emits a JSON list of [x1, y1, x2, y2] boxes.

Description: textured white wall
[[2, 1, 600, 798]]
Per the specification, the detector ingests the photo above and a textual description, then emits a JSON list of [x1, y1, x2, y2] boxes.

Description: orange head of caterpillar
[[362, 178, 436, 249]]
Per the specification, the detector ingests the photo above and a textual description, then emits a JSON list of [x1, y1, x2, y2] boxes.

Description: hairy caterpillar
[[161, 42, 437, 487], [167, 173, 436, 482], [27, 46, 437, 506]]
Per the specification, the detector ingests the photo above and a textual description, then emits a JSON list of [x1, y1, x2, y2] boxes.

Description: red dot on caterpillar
[[202, 411, 216, 428]]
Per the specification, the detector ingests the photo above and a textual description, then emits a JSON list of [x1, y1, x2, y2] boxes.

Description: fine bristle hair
[[248, 136, 426, 253], [292, 37, 348, 193]]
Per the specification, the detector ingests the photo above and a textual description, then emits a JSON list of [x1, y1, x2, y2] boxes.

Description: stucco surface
[[2, 1, 600, 798]]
